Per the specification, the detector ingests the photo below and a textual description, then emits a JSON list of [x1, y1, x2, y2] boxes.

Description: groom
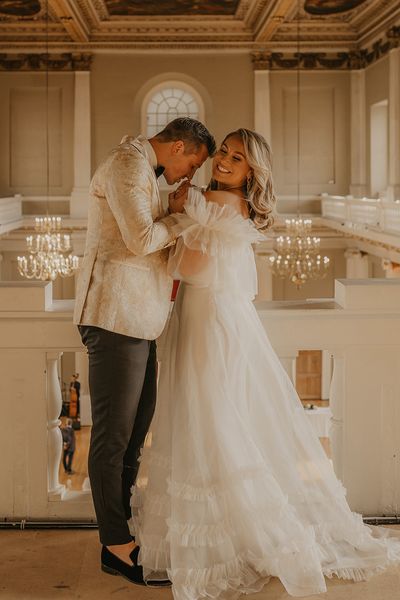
[[74, 118, 215, 585]]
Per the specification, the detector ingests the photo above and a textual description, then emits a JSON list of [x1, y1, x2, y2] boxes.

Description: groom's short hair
[[155, 118, 216, 157]]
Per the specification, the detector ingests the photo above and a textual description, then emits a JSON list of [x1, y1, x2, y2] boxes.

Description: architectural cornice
[[0, 52, 93, 71], [252, 24, 400, 69]]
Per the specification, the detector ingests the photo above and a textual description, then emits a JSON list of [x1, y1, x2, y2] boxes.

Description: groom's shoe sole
[[101, 564, 171, 588], [146, 579, 172, 588], [101, 563, 145, 586]]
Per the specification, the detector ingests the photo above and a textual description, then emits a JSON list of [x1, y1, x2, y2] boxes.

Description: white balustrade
[[382, 202, 400, 235], [348, 200, 380, 227], [0, 280, 400, 520], [47, 352, 65, 500], [321, 193, 400, 237], [0, 281, 93, 521], [320, 195, 347, 221]]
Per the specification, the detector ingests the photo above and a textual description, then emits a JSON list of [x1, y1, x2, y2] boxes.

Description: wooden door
[[296, 350, 322, 400]]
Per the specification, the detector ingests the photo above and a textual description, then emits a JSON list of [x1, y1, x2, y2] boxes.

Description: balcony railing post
[[46, 351, 65, 500]]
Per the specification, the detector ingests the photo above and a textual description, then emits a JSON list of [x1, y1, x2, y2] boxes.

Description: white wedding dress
[[131, 188, 400, 599]]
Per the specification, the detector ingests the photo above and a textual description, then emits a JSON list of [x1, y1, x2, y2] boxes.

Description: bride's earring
[[246, 173, 253, 196]]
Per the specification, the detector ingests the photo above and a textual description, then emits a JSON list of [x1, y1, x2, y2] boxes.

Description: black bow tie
[[154, 166, 165, 179]]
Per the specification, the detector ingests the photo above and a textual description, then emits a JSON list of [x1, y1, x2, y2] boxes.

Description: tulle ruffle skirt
[[131, 284, 400, 599]]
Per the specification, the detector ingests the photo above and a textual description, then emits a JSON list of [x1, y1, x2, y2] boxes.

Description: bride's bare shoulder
[[203, 190, 243, 212]]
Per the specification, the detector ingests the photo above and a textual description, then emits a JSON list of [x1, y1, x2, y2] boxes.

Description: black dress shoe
[[101, 545, 145, 586], [101, 546, 171, 587]]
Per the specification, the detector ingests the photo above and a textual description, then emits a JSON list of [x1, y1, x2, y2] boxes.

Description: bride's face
[[212, 136, 251, 190]]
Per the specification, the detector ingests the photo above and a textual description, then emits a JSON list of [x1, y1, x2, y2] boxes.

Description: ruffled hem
[[168, 552, 271, 600], [138, 532, 400, 598]]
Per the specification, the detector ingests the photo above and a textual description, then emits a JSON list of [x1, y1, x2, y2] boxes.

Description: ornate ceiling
[[0, 0, 398, 52]]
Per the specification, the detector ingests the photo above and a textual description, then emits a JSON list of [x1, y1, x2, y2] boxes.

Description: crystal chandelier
[[18, 217, 79, 281], [269, 218, 329, 288], [269, 1, 330, 288], [17, 0, 78, 282]]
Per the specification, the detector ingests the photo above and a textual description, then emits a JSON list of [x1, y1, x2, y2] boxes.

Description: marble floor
[[1, 529, 400, 600]]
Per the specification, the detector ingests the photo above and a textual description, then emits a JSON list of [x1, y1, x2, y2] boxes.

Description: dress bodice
[[168, 188, 264, 299]]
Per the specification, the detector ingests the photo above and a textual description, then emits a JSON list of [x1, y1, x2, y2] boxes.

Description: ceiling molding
[[49, 0, 90, 42], [0, 0, 398, 53]]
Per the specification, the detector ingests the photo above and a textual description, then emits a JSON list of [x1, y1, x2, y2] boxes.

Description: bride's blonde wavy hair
[[209, 128, 276, 231]]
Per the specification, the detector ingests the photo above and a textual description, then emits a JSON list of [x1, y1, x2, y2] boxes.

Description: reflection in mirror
[[58, 352, 91, 491]]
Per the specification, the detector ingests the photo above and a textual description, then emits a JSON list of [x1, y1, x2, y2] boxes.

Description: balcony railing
[[321, 193, 400, 237], [0, 279, 400, 520]]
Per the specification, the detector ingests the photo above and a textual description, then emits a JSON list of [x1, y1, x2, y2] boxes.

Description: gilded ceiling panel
[[0, 0, 41, 17], [304, 0, 368, 15], [104, 0, 240, 17]]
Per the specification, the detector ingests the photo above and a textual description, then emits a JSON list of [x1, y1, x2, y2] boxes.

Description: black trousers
[[63, 450, 74, 472], [78, 325, 157, 546]]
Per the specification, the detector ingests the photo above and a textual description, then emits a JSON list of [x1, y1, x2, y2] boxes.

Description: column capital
[[382, 259, 400, 278], [251, 51, 271, 71], [344, 248, 366, 260]]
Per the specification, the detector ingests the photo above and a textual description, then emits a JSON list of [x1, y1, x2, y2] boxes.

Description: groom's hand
[[168, 180, 191, 213]]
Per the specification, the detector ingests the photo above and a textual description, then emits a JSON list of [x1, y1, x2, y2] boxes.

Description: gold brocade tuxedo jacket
[[73, 135, 176, 340]]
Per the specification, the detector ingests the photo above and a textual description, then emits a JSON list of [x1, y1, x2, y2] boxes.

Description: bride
[[131, 128, 400, 599]]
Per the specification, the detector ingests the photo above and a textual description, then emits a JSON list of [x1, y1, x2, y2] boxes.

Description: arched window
[[142, 81, 206, 188], [146, 87, 199, 138]]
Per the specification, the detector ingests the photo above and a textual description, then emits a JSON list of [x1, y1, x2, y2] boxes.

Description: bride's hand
[[168, 180, 192, 214]]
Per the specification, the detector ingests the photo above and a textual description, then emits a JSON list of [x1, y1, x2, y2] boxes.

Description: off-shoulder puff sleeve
[[167, 188, 263, 286]]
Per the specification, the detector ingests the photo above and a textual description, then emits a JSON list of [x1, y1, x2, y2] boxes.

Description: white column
[[254, 70, 271, 143], [47, 352, 65, 500], [278, 350, 299, 386], [255, 251, 273, 301], [349, 70, 367, 197], [321, 350, 332, 400], [329, 352, 344, 482], [382, 259, 400, 279], [70, 71, 91, 219], [388, 48, 400, 201], [75, 351, 91, 426], [344, 248, 370, 278]]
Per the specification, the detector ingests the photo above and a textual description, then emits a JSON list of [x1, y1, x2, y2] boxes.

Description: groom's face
[[163, 141, 208, 185]]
